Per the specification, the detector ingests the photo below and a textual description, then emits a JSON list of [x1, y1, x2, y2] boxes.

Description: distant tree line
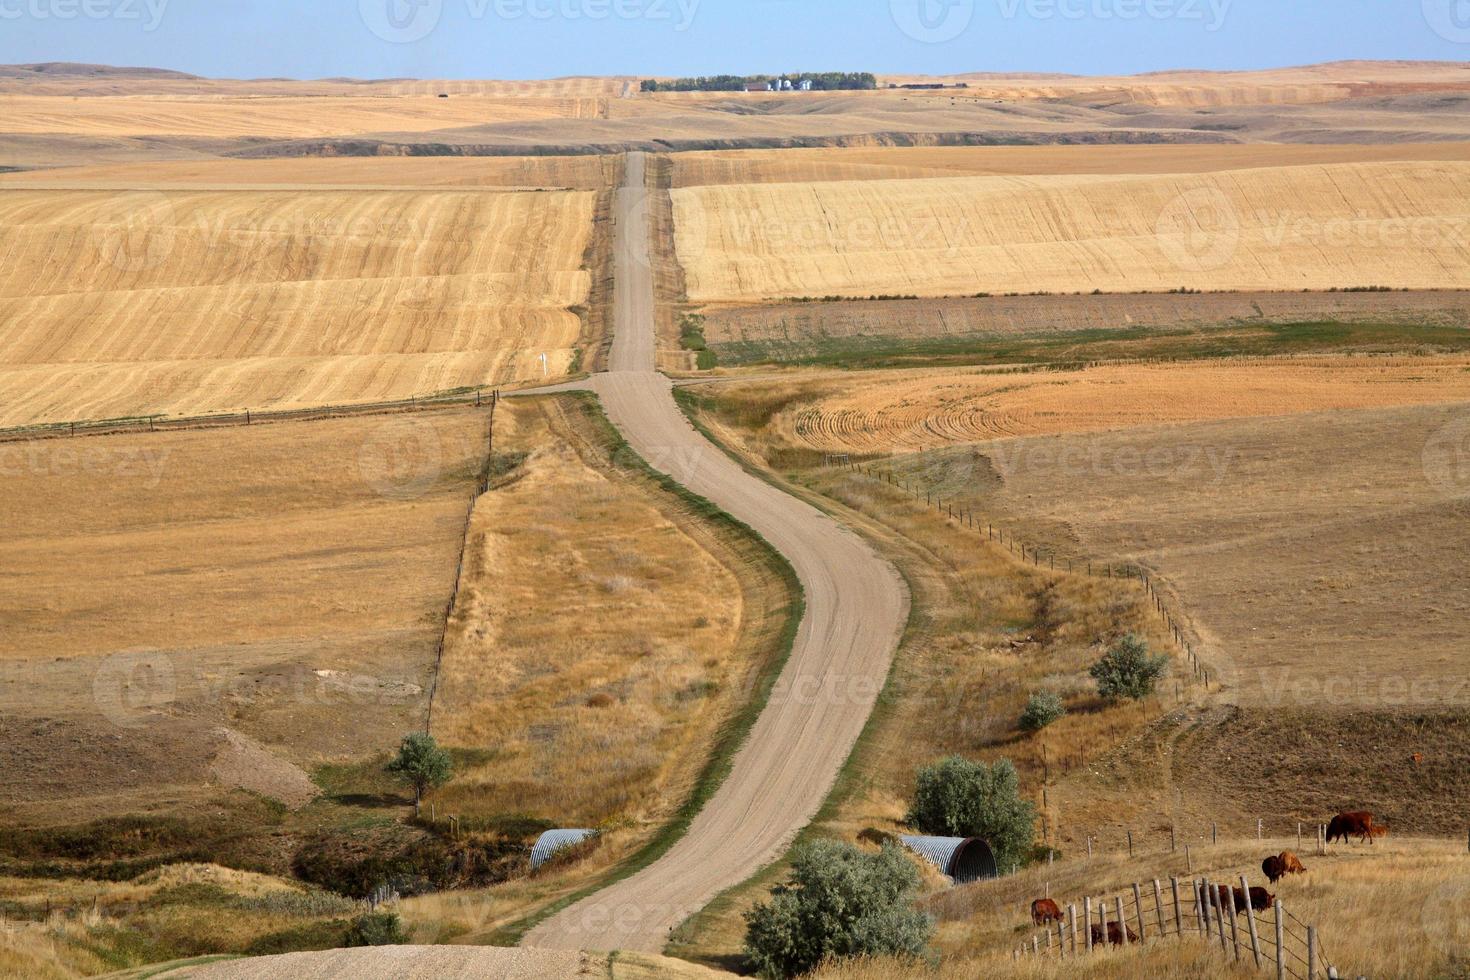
[[640, 72, 877, 92]]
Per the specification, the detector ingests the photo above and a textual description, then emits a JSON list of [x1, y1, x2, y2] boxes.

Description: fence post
[[1068, 904, 1078, 956], [1171, 824, 1176, 851], [1087, 836, 1093, 859], [1241, 873, 1263, 967], [1197, 880, 1210, 938], [1258, 818, 1264, 840], [1084, 897, 1093, 953], [1212, 821, 1218, 845], [1186, 843, 1192, 873], [1170, 876, 1183, 936], [1133, 882, 1146, 942], [1227, 888, 1241, 961], [1212, 884, 1229, 954], [1308, 925, 1318, 980], [1274, 901, 1287, 980], [1128, 830, 1134, 858], [1298, 822, 1303, 852], [1114, 893, 1126, 947], [1153, 879, 1166, 937], [1056, 918, 1066, 958]]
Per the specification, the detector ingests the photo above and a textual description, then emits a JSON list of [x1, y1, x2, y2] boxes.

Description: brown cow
[[1230, 886, 1275, 914], [1089, 921, 1139, 947], [1031, 898, 1063, 926], [1278, 851, 1307, 877], [1261, 855, 1284, 883], [1370, 824, 1390, 840], [1326, 811, 1376, 845], [1412, 752, 1424, 767]]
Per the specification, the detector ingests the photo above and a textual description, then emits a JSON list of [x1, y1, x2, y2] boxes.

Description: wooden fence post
[[1198, 880, 1210, 938], [1212, 884, 1229, 954], [1258, 818, 1264, 840], [1153, 879, 1166, 937], [1212, 821, 1218, 845], [1241, 873, 1263, 967], [1170, 876, 1183, 936], [1133, 882, 1146, 942], [1084, 897, 1093, 953], [1127, 830, 1134, 858], [1298, 822, 1303, 852], [1274, 901, 1287, 980], [1087, 836, 1094, 859], [1068, 903, 1079, 956], [1186, 843, 1192, 873], [1307, 925, 1318, 980], [1227, 889, 1241, 960], [1114, 893, 1126, 948]]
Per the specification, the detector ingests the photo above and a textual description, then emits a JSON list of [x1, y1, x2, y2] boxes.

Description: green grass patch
[[679, 313, 719, 370], [712, 320, 1470, 370]]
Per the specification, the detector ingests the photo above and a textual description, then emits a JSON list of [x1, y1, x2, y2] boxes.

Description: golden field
[[671, 161, 1470, 302], [671, 142, 1470, 187], [0, 185, 596, 426]]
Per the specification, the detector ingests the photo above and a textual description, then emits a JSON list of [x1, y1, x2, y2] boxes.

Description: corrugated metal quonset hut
[[530, 829, 597, 870], [898, 835, 997, 884]]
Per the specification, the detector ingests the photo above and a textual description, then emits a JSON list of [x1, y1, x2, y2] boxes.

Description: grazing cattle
[[1370, 824, 1390, 840], [1278, 851, 1307, 877], [1031, 898, 1063, 926], [1262, 855, 1285, 883], [1326, 811, 1376, 845], [1089, 921, 1139, 947], [1412, 752, 1424, 767], [1213, 884, 1275, 915]]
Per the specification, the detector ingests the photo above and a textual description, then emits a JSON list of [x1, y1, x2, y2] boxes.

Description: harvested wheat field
[[0, 94, 605, 140], [671, 142, 1470, 188], [752, 357, 1470, 454], [431, 394, 793, 829], [0, 186, 596, 427], [0, 154, 618, 190], [0, 409, 489, 821], [671, 162, 1470, 302]]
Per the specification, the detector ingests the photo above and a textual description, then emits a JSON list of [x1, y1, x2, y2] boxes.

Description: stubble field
[[0, 182, 597, 427], [671, 161, 1470, 303]]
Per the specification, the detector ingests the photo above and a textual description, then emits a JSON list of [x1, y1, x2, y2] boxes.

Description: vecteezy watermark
[[88, 192, 175, 274], [995, 0, 1231, 30], [0, 0, 169, 30], [890, 0, 974, 42], [982, 438, 1239, 487], [1423, 0, 1470, 43], [360, 0, 699, 43], [1155, 186, 1241, 273], [358, 418, 443, 500], [0, 444, 171, 487], [92, 651, 177, 728], [1423, 414, 1470, 500]]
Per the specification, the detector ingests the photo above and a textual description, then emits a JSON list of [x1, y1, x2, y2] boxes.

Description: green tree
[[386, 732, 452, 812], [1090, 634, 1169, 703], [743, 839, 932, 978], [343, 911, 408, 946], [1019, 692, 1065, 733], [906, 756, 1036, 873]]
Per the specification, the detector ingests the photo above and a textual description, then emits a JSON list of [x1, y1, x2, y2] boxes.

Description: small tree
[[344, 911, 408, 947], [906, 756, 1036, 873], [743, 839, 932, 979], [1019, 692, 1065, 733], [1090, 634, 1168, 703], [386, 732, 452, 812]]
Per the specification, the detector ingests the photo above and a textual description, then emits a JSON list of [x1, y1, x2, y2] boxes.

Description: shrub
[[743, 839, 932, 978], [906, 756, 1036, 873], [343, 911, 408, 947], [1019, 692, 1065, 732], [1090, 634, 1168, 703], [386, 732, 452, 808]]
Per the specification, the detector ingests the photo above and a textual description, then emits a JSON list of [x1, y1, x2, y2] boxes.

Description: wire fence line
[[0, 386, 502, 444], [826, 456, 1213, 690], [1016, 870, 1341, 979], [423, 390, 499, 735]]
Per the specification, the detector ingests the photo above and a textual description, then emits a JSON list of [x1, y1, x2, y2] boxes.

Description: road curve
[[523, 154, 908, 952]]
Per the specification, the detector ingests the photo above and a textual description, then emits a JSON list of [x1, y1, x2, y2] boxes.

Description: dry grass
[[672, 162, 1470, 302], [750, 356, 1470, 453], [671, 142, 1470, 188], [431, 394, 786, 830], [810, 837, 1470, 979], [0, 409, 489, 821], [0, 187, 595, 426]]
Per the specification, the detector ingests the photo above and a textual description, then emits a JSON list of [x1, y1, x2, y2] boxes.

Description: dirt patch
[[208, 729, 318, 810]]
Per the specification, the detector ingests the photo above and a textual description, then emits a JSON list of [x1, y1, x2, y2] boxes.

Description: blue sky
[[2, 0, 1467, 80]]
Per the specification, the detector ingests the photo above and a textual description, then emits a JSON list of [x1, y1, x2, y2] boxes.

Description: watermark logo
[[0, 0, 170, 31], [995, 0, 1231, 30], [358, 419, 443, 500], [89, 192, 175, 274], [1423, 414, 1470, 500], [360, 0, 443, 42], [1423, 0, 1470, 43], [93, 652, 176, 728], [891, 0, 974, 42], [1155, 186, 1240, 273]]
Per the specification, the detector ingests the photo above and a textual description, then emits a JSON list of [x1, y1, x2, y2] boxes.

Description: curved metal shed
[[898, 835, 997, 884], [530, 829, 597, 870]]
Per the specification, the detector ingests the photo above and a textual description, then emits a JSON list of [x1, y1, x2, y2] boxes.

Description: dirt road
[[522, 154, 907, 951]]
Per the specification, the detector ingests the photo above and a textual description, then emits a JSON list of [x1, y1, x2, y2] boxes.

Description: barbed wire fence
[[823, 455, 1213, 690]]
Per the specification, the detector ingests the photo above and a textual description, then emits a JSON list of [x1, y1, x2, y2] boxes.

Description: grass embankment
[[712, 320, 1470, 370]]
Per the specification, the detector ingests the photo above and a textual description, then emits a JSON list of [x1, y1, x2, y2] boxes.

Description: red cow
[[1229, 886, 1275, 914], [1031, 898, 1063, 926], [1326, 811, 1376, 845], [1090, 921, 1139, 947], [1278, 851, 1307, 877]]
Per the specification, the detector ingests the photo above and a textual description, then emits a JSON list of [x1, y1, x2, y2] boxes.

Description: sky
[[1, 0, 1467, 80]]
